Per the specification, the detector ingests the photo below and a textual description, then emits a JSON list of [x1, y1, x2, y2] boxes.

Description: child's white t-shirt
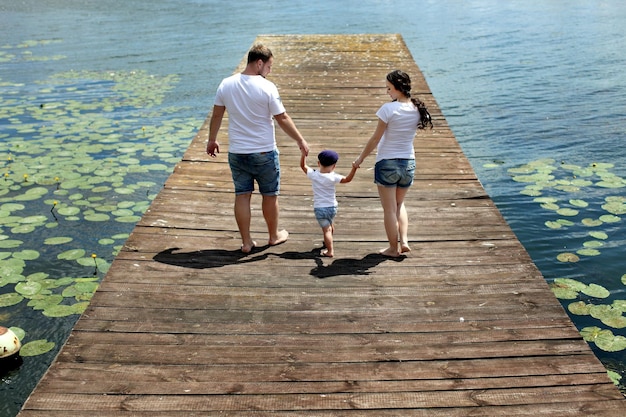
[[306, 168, 344, 208]]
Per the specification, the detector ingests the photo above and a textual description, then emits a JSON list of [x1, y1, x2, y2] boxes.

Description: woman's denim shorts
[[314, 206, 337, 228], [228, 150, 280, 196], [374, 158, 416, 188]]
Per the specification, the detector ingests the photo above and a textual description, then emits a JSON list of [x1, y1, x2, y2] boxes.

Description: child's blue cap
[[318, 149, 339, 166]]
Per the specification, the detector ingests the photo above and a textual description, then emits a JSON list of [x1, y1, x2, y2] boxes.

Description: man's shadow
[[152, 246, 271, 269], [153, 247, 404, 278]]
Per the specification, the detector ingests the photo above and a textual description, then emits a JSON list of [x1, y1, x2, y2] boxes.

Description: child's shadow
[[278, 250, 405, 279], [311, 252, 404, 279]]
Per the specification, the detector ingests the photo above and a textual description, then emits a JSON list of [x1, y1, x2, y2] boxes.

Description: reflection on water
[[2, 0, 626, 414]]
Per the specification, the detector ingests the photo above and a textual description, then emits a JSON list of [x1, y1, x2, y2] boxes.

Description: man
[[207, 44, 309, 253]]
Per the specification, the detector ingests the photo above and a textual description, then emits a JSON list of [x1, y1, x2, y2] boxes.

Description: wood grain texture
[[17, 34, 624, 416]]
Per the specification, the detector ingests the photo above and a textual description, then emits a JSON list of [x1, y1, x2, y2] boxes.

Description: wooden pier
[[18, 34, 624, 416]]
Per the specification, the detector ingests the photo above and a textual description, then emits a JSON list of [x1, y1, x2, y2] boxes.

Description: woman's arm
[[353, 118, 387, 168]]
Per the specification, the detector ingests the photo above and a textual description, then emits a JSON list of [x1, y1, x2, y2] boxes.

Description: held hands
[[298, 139, 310, 157]]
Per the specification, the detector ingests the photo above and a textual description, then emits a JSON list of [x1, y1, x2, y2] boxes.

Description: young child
[[300, 150, 358, 257]]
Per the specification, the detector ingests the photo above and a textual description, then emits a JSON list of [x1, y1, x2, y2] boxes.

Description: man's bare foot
[[241, 241, 257, 254], [321, 248, 334, 258], [379, 247, 401, 257], [269, 229, 289, 246], [400, 242, 411, 253]]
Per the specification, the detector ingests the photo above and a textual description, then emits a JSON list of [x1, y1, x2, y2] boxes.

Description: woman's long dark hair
[[386, 70, 432, 129]]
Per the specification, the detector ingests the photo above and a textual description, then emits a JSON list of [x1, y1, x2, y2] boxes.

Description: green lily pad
[[0, 292, 24, 307], [84, 213, 110, 221], [569, 199, 588, 208], [540, 203, 559, 211], [582, 284, 610, 299], [58, 249, 86, 260], [9, 327, 25, 341], [553, 278, 587, 291], [595, 331, 626, 352], [44, 236, 73, 245], [557, 252, 579, 263], [602, 201, 626, 215], [19, 339, 55, 356], [581, 218, 603, 227], [588, 231, 608, 240], [10, 224, 37, 234], [556, 208, 578, 216], [599, 214, 620, 223], [577, 248, 601, 256], [15, 281, 43, 296], [115, 215, 141, 223], [601, 316, 626, 329], [42, 304, 78, 317], [56, 206, 81, 216], [545, 221, 562, 229], [27, 294, 64, 310], [608, 370, 622, 385], [568, 301, 591, 315], [0, 239, 23, 249], [21, 215, 48, 224], [551, 286, 578, 300], [13, 249, 40, 260]]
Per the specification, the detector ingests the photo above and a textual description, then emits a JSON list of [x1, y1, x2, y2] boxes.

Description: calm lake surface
[[1, 0, 625, 414]]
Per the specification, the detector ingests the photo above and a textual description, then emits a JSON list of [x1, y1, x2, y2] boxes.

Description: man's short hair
[[247, 44, 273, 64]]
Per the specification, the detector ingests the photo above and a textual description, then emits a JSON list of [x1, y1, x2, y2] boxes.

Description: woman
[[353, 70, 422, 257]]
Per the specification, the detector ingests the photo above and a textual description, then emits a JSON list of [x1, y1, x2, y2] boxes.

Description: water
[[1, 0, 626, 414]]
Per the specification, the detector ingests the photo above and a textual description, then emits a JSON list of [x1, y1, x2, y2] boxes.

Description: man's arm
[[206, 105, 226, 157], [274, 112, 309, 157]]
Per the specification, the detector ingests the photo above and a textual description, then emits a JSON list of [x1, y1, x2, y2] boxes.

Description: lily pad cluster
[[509, 158, 624, 262], [508, 159, 626, 353], [1, 39, 200, 357]]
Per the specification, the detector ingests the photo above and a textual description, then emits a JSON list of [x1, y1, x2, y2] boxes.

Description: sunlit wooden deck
[[18, 34, 625, 416]]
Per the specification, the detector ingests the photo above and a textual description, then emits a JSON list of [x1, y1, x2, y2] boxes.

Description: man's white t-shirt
[[375, 101, 419, 162], [214, 73, 286, 153], [306, 168, 344, 208]]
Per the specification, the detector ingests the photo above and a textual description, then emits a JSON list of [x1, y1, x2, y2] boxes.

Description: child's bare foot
[[241, 241, 257, 254], [400, 242, 411, 253], [379, 247, 401, 258], [320, 248, 334, 258], [269, 229, 289, 246]]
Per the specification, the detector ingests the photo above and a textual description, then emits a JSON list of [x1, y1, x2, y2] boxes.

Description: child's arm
[[300, 154, 309, 174], [340, 163, 358, 183]]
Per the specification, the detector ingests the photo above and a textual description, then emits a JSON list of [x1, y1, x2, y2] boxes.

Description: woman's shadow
[[153, 246, 403, 278]]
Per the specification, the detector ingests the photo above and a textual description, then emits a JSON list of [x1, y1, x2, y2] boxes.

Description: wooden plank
[[17, 34, 624, 416]]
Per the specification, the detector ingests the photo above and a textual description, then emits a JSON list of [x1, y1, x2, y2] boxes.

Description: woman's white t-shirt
[[214, 73, 286, 153], [375, 101, 419, 162], [306, 168, 344, 208]]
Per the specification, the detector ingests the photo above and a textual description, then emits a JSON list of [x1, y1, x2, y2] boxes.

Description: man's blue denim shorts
[[228, 150, 280, 196], [314, 206, 337, 228], [374, 158, 416, 188]]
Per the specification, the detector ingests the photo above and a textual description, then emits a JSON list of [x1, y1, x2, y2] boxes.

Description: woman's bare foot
[[241, 241, 257, 254], [269, 229, 289, 246], [320, 248, 334, 257], [400, 242, 411, 253], [379, 247, 401, 257]]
